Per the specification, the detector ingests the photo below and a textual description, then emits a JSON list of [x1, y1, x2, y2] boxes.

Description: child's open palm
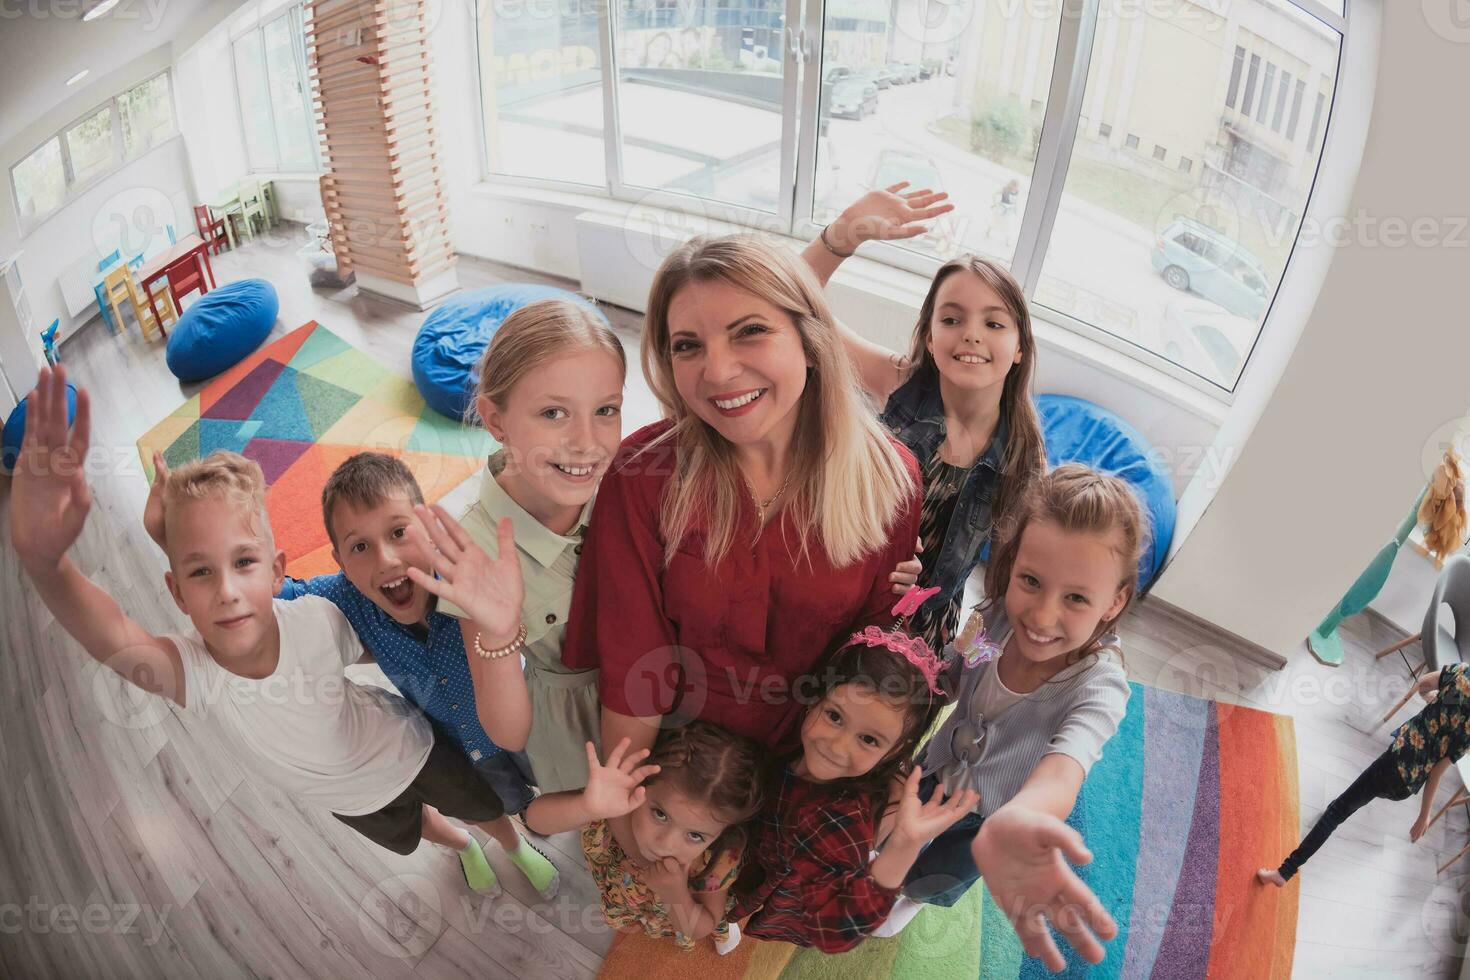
[[971, 806, 1118, 972], [893, 767, 981, 844], [406, 505, 524, 643], [11, 366, 94, 574], [581, 738, 661, 820]]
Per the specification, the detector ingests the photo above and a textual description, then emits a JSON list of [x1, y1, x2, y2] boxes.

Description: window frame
[[230, 2, 322, 177], [472, 0, 1352, 402], [8, 68, 179, 235]]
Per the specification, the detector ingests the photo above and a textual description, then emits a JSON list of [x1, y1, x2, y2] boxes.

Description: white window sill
[[469, 179, 1231, 427], [247, 171, 323, 182]]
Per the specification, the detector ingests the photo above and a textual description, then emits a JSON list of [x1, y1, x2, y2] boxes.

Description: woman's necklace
[[748, 473, 791, 527]]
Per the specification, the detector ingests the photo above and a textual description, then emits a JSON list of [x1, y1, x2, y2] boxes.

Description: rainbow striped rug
[[598, 683, 1299, 979]]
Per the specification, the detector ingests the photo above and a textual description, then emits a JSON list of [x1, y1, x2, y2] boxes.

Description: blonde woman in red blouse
[[563, 234, 922, 756]]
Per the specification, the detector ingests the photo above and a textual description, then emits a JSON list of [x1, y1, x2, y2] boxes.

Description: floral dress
[[581, 818, 745, 951], [1390, 662, 1470, 791]]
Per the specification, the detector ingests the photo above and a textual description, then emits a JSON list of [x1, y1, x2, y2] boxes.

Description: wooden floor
[[0, 230, 1465, 979]]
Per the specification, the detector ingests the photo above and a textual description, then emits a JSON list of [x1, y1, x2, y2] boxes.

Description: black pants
[[1278, 750, 1411, 881]]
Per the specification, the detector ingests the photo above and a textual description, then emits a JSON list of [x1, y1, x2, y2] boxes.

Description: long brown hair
[[904, 255, 1046, 533], [641, 235, 916, 568], [982, 463, 1150, 667]]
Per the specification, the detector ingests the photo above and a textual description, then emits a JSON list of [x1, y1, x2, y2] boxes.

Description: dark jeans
[[1278, 749, 1411, 881], [903, 770, 985, 907]]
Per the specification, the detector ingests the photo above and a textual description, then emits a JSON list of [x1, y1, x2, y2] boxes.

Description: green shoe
[[508, 836, 560, 901], [457, 838, 501, 897]]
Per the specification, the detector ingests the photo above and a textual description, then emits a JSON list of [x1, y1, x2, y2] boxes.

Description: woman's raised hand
[[828, 183, 955, 252]]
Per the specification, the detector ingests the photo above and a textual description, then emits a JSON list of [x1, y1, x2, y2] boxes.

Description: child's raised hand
[[405, 505, 524, 645], [830, 183, 954, 251], [892, 767, 981, 846], [582, 738, 661, 821], [142, 451, 171, 550], [11, 366, 94, 575], [971, 806, 1117, 972]]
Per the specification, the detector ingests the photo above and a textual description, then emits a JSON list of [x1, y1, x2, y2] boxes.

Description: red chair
[[193, 204, 228, 255], [164, 254, 208, 312]]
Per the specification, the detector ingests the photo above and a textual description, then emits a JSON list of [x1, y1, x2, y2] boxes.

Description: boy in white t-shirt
[[8, 368, 526, 896]]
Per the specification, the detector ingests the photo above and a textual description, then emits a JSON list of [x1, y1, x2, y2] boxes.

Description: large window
[[118, 73, 175, 157], [475, 0, 1347, 395], [9, 72, 178, 229], [233, 4, 319, 174], [478, 0, 606, 186], [63, 106, 119, 187], [1035, 0, 1340, 390]]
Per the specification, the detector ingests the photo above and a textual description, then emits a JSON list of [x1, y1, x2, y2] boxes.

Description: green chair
[[259, 180, 280, 227], [238, 180, 269, 238]]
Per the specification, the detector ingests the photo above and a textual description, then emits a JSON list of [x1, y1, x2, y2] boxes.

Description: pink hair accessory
[[891, 586, 940, 619], [847, 624, 944, 694]]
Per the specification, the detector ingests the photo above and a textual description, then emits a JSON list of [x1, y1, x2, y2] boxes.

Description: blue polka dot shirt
[[279, 573, 504, 761]]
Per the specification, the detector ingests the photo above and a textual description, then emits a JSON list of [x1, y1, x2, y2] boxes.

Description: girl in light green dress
[[437, 298, 627, 793]]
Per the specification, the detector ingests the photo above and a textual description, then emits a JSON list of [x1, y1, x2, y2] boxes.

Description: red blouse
[[563, 420, 922, 750]]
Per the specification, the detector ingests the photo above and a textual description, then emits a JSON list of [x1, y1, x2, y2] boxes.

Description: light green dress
[[438, 454, 600, 792]]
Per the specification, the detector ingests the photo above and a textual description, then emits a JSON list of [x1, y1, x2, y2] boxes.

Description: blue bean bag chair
[[2, 381, 77, 472], [1037, 393, 1176, 588], [165, 279, 278, 383], [412, 284, 608, 420]]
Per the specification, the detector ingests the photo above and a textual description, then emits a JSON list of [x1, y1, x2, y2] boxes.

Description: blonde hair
[[641, 235, 916, 568], [983, 463, 1150, 664], [468, 298, 626, 422], [163, 451, 272, 548]]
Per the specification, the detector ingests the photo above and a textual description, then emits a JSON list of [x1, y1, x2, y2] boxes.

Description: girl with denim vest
[[802, 185, 1048, 652]]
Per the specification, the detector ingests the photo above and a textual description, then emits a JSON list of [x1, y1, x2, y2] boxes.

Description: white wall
[[173, 23, 248, 204], [1152, 0, 1470, 657]]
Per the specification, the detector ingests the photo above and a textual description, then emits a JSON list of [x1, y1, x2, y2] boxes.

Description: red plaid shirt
[[731, 765, 899, 953]]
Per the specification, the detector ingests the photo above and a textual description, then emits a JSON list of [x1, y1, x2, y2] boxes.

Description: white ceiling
[[0, 0, 223, 152]]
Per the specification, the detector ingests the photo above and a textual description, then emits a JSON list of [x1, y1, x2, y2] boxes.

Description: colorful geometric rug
[[598, 683, 1299, 979], [136, 322, 492, 576]]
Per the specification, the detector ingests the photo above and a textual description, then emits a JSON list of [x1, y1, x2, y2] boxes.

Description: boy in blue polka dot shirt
[[147, 451, 560, 901]]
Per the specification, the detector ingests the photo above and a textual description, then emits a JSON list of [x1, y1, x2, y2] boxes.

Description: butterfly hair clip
[[954, 607, 1002, 668]]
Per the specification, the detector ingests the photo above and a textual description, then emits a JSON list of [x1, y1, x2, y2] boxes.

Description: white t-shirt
[[169, 596, 433, 817]]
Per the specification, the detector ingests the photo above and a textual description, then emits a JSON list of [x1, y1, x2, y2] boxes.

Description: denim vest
[[879, 366, 1008, 613]]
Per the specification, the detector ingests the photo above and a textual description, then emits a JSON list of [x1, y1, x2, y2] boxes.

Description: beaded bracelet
[[474, 623, 527, 660]]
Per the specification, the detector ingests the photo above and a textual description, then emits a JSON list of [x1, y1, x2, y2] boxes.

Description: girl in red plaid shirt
[[726, 619, 980, 953]]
